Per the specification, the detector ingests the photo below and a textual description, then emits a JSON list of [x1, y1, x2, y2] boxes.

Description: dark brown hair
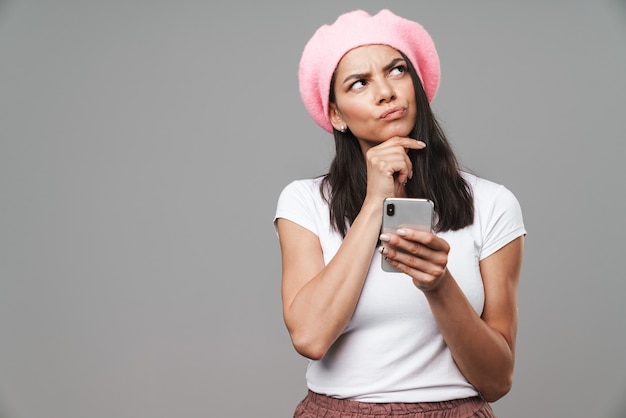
[[320, 52, 474, 237]]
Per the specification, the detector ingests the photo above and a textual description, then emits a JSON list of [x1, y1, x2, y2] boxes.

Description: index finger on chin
[[399, 137, 426, 150]]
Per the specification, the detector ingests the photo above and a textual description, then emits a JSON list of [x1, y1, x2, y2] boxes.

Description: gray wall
[[1, 1, 625, 417]]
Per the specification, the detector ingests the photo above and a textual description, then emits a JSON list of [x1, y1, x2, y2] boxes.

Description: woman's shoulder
[[462, 172, 517, 200], [462, 171, 503, 192], [279, 176, 325, 197], [277, 176, 328, 208], [461, 171, 523, 214], [274, 176, 329, 234], [463, 170, 524, 221], [459, 172, 526, 257]]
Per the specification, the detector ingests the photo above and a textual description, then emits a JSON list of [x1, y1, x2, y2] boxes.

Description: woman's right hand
[[364, 137, 426, 201]]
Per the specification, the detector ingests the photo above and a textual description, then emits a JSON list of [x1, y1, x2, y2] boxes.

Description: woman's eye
[[390, 65, 406, 76], [349, 80, 367, 91]]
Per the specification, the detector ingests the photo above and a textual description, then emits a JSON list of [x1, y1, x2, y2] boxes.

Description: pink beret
[[298, 9, 441, 133]]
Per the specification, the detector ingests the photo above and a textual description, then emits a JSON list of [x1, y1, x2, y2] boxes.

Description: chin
[[385, 125, 413, 139], [355, 124, 414, 143]]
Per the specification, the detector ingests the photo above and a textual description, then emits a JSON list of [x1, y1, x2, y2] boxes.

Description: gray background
[[1, 0, 625, 417]]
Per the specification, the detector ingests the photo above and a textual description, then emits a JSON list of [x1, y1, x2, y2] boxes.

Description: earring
[[339, 124, 346, 133]]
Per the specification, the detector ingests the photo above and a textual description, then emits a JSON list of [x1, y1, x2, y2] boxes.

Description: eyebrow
[[342, 57, 406, 84]]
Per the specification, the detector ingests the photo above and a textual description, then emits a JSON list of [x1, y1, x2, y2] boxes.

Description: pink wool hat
[[298, 9, 441, 133]]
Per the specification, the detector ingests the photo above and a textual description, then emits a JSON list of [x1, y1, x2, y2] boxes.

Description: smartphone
[[381, 198, 434, 272]]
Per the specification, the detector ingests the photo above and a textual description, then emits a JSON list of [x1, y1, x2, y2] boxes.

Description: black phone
[[381, 198, 434, 272]]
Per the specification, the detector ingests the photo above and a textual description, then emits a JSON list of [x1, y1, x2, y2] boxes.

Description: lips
[[380, 106, 406, 120]]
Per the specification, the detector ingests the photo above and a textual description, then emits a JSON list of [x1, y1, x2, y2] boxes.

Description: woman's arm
[[278, 137, 425, 361], [380, 231, 524, 402], [277, 198, 381, 360]]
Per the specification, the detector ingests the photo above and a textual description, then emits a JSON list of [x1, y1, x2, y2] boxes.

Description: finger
[[375, 145, 414, 181], [378, 138, 422, 183], [367, 149, 413, 181], [397, 152, 413, 184], [401, 251, 447, 278], [379, 238, 437, 266], [379, 232, 448, 268], [396, 229, 450, 253], [402, 241, 432, 259], [411, 267, 448, 292], [384, 136, 427, 151], [378, 245, 446, 280]]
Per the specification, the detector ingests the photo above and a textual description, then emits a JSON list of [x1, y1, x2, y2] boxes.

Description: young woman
[[274, 9, 526, 418]]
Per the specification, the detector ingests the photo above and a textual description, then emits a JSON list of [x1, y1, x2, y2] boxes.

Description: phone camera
[[386, 203, 395, 216]]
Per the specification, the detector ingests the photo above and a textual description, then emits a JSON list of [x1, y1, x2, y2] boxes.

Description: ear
[[328, 103, 346, 132]]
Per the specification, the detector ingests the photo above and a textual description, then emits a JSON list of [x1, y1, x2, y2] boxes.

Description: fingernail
[[378, 246, 388, 255], [417, 140, 426, 147], [396, 229, 407, 236], [379, 233, 391, 242]]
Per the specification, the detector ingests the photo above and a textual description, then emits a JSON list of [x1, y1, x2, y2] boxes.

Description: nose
[[377, 79, 396, 104]]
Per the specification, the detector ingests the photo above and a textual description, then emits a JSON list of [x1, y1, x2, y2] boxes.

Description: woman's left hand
[[379, 228, 450, 291]]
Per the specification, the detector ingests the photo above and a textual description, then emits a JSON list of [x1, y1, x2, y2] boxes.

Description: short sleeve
[[273, 180, 320, 237], [479, 185, 526, 260]]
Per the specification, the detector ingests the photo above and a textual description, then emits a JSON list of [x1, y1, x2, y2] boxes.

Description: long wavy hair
[[320, 51, 474, 238]]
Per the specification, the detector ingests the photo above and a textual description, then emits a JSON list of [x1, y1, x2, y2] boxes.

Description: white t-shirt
[[274, 172, 526, 403]]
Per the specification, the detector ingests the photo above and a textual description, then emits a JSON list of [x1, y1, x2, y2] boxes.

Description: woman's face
[[329, 44, 417, 150]]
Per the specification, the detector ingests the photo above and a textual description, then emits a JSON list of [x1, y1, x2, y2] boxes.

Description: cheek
[[339, 96, 376, 121], [346, 106, 372, 122], [408, 106, 418, 125], [406, 93, 418, 123]]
